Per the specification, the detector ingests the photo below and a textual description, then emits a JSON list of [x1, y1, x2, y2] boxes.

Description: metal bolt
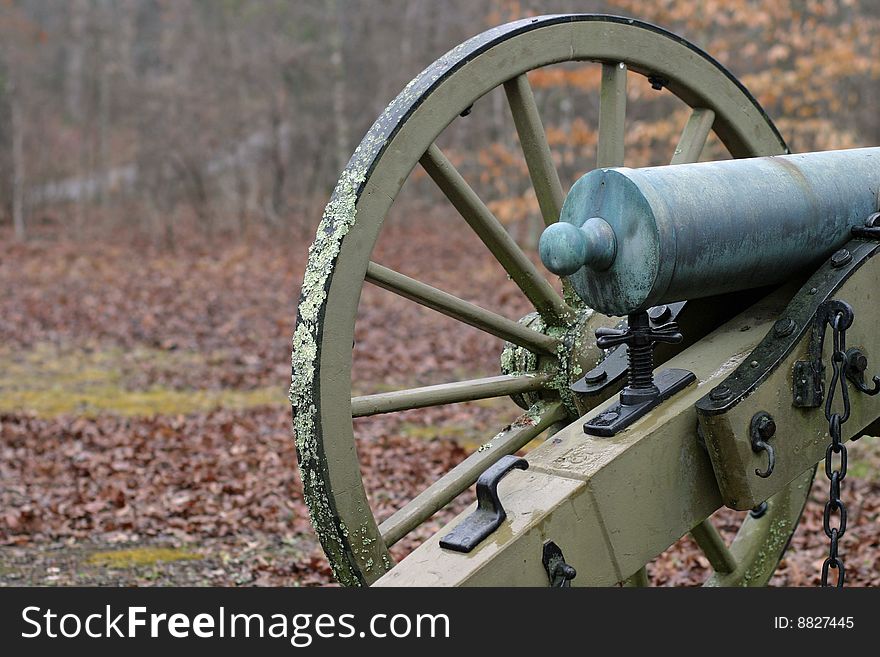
[[845, 347, 868, 376], [852, 352, 868, 373], [830, 248, 852, 268], [648, 74, 666, 90], [809, 287, 818, 295], [710, 384, 731, 402], [750, 360, 759, 368], [773, 317, 796, 338], [866, 212, 880, 228], [754, 414, 776, 439], [648, 304, 671, 323], [582, 369, 608, 384], [749, 501, 769, 519], [557, 564, 577, 581]]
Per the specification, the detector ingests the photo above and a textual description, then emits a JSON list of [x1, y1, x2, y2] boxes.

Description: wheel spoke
[[379, 401, 568, 546], [690, 518, 738, 575], [365, 262, 559, 355], [420, 143, 572, 321], [503, 74, 564, 226], [597, 62, 627, 168], [670, 108, 715, 164], [352, 374, 552, 418]]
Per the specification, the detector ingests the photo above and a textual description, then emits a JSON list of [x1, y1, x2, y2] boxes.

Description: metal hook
[[855, 376, 880, 396], [753, 439, 776, 478], [542, 541, 577, 587], [845, 347, 880, 396], [750, 411, 776, 478]]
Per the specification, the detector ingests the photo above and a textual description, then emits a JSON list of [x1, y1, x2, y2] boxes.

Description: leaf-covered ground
[[2, 221, 879, 586]]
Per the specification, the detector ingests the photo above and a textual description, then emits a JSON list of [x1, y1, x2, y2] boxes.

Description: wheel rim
[[291, 14, 803, 586]]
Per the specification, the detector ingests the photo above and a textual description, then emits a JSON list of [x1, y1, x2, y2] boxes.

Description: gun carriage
[[291, 14, 880, 587]]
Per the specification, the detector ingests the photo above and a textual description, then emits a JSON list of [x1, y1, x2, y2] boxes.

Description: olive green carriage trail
[[292, 14, 879, 587]]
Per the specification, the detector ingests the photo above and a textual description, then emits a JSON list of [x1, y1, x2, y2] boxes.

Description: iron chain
[[821, 309, 852, 587]]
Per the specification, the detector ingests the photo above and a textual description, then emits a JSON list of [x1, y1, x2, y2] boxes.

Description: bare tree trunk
[[115, 0, 136, 83], [96, 26, 111, 208], [69, 0, 89, 236], [329, 0, 349, 174], [269, 104, 289, 221], [10, 80, 25, 241], [66, 0, 87, 122], [176, 156, 213, 240]]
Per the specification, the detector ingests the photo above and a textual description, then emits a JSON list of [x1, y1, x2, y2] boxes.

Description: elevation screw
[[594, 310, 683, 406]]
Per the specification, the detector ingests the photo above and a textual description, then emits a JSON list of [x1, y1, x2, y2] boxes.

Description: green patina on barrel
[[540, 147, 880, 316]]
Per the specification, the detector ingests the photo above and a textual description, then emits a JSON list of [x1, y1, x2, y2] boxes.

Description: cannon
[[291, 14, 880, 587], [539, 149, 880, 315]]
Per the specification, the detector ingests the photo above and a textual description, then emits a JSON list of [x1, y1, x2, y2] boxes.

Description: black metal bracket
[[583, 368, 696, 437], [439, 455, 527, 553], [793, 359, 824, 408], [647, 74, 668, 90], [750, 411, 776, 478], [570, 336, 628, 395], [851, 210, 880, 239], [542, 541, 576, 587], [852, 227, 880, 239], [794, 300, 854, 409], [697, 239, 880, 418]]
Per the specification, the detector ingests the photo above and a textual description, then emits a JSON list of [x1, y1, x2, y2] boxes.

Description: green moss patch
[[87, 547, 202, 568], [0, 343, 284, 417]]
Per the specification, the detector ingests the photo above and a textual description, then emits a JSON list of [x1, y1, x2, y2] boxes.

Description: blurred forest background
[[2, 0, 880, 587], [2, 0, 880, 243]]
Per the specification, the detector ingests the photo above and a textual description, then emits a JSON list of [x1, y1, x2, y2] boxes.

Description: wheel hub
[[500, 308, 599, 415]]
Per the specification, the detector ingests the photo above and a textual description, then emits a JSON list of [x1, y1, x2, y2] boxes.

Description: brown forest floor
[[1, 219, 879, 587]]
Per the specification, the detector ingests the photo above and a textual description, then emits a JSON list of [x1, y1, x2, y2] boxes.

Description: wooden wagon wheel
[[291, 14, 814, 586]]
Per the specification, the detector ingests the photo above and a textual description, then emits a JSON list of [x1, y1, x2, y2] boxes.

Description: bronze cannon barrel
[[539, 148, 880, 316]]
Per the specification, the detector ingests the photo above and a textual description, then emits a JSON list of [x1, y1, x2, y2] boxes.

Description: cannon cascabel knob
[[539, 217, 617, 276]]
